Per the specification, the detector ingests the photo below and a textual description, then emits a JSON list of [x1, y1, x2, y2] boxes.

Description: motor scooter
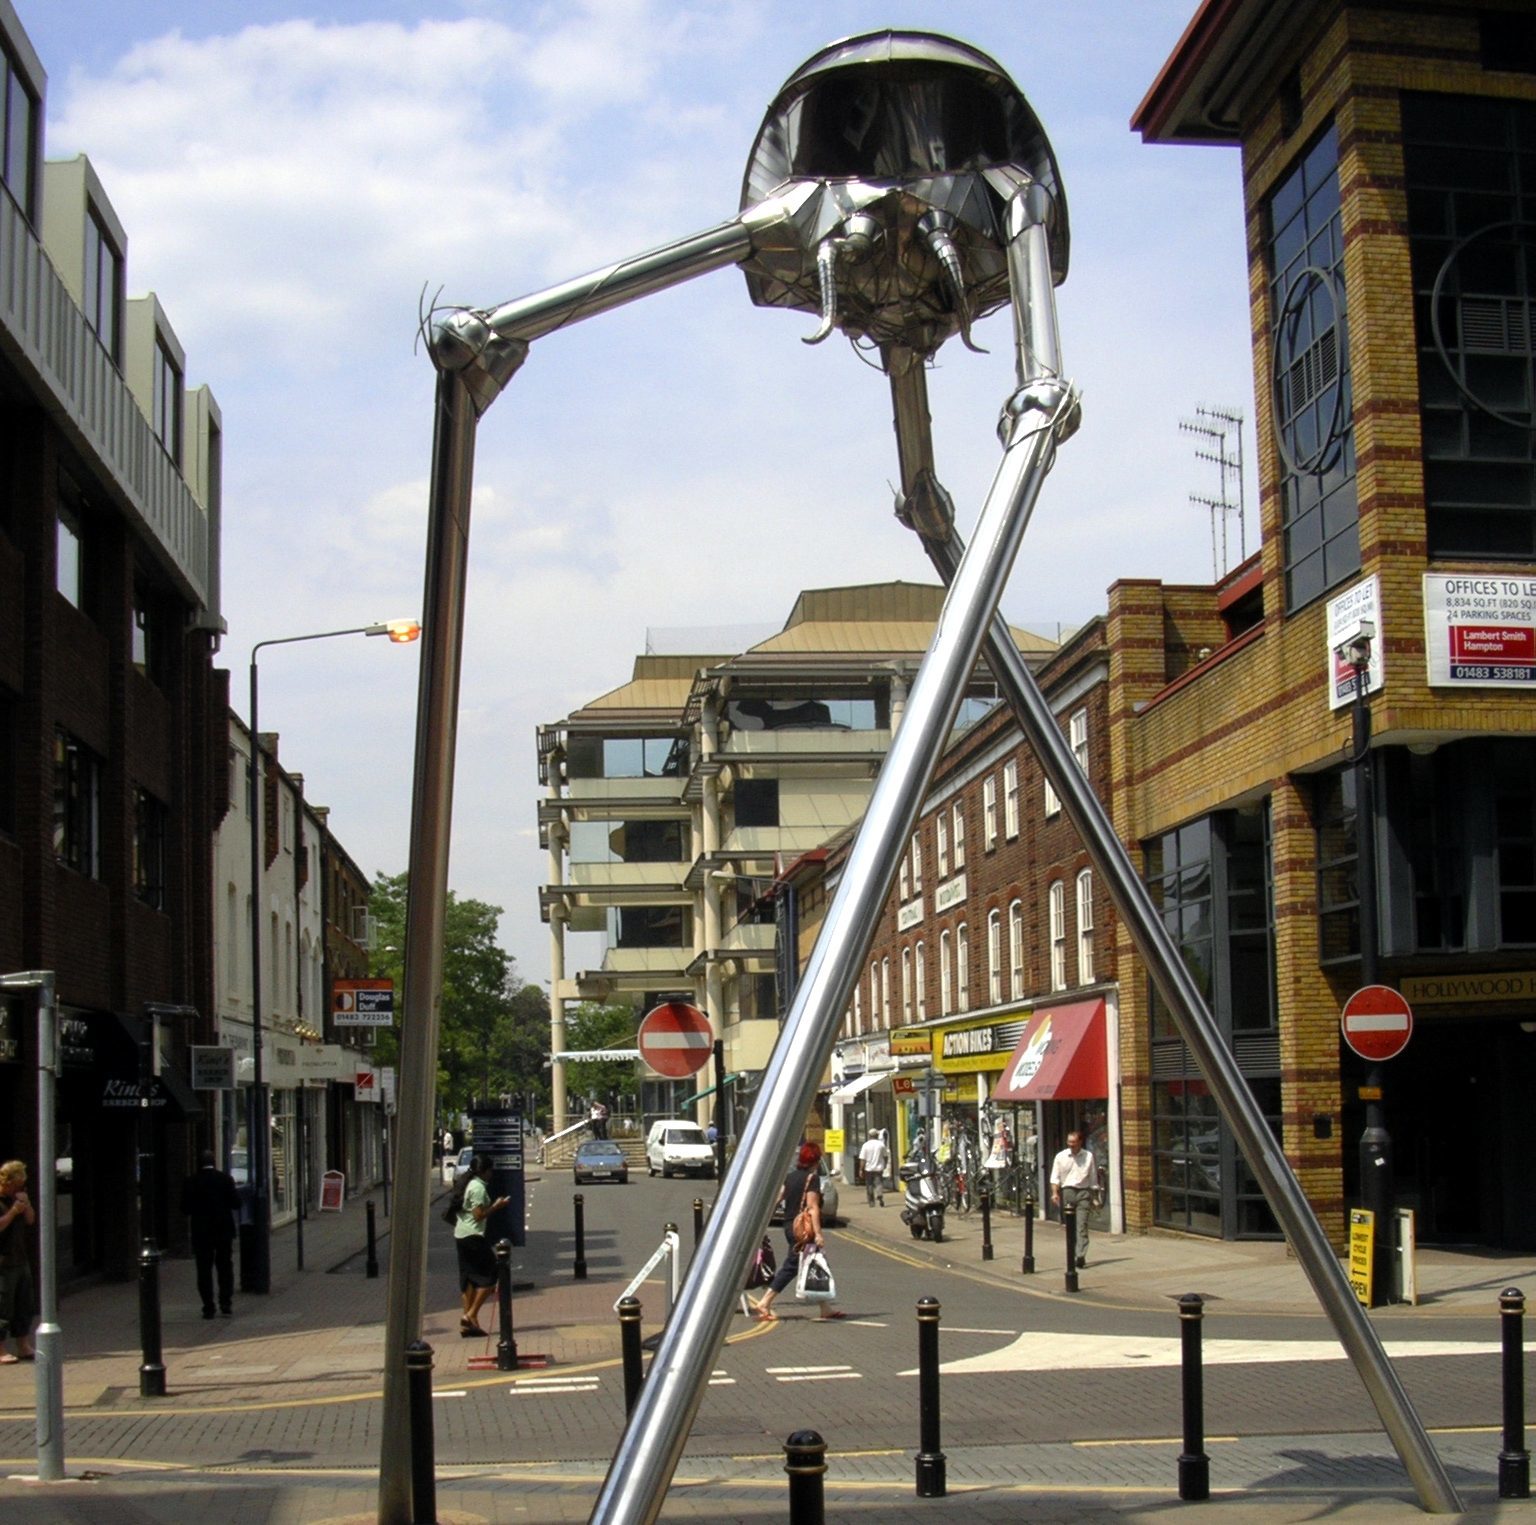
[[899, 1155, 947, 1242]]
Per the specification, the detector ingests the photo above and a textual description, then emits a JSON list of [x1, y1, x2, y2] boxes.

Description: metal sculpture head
[[740, 30, 1069, 358]]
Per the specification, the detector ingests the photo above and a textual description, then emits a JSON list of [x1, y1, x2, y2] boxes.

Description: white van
[[646, 1120, 716, 1178]]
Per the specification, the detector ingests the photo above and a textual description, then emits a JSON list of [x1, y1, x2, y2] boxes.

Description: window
[[1402, 94, 1536, 560], [134, 788, 167, 910], [132, 581, 173, 686], [1043, 771, 1060, 817], [1, 43, 37, 218], [1070, 709, 1089, 772], [901, 946, 912, 1023], [153, 338, 183, 464], [852, 985, 862, 1037], [870, 964, 880, 1024], [986, 908, 1002, 1004], [936, 812, 949, 878], [1267, 122, 1359, 611], [735, 777, 779, 828], [1048, 881, 1066, 991], [910, 832, 922, 893], [1077, 870, 1095, 984], [939, 929, 952, 1015], [952, 803, 966, 867], [900, 858, 910, 902], [956, 922, 969, 1011], [53, 729, 101, 877], [56, 503, 83, 608], [983, 775, 998, 849], [611, 905, 690, 948], [1009, 899, 1024, 999], [881, 957, 890, 1023], [915, 940, 926, 1020], [1003, 759, 1020, 839], [83, 208, 123, 361], [225, 883, 241, 994]]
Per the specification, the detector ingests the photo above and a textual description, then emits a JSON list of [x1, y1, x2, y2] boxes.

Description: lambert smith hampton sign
[[1424, 574, 1536, 687]]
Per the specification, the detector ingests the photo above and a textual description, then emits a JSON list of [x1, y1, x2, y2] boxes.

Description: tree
[[562, 1001, 642, 1111], [366, 872, 550, 1121]]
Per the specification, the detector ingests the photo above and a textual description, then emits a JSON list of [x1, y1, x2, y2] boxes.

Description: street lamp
[[244, 617, 420, 1294]]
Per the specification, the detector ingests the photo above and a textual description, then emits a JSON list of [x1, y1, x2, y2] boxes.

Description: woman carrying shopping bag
[[748, 1141, 843, 1321]]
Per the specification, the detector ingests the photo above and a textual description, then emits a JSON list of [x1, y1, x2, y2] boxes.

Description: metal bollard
[[693, 1197, 704, 1249], [1021, 1189, 1036, 1274], [138, 1241, 167, 1398], [979, 1184, 994, 1261], [366, 1198, 380, 1279], [784, 1428, 827, 1524], [618, 1295, 644, 1414], [406, 1340, 436, 1525], [1063, 1202, 1079, 1294], [1178, 1293, 1210, 1501], [573, 1192, 588, 1280], [1500, 1288, 1530, 1499], [494, 1239, 519, 1371], [915, 1296, 947, 1498]]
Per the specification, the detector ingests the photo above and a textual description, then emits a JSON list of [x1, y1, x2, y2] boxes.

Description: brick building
[[0, 0, 226, 1277], [1120, 0, 1536, 1247]]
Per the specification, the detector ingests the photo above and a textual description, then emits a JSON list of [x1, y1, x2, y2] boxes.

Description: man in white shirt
[[1050, 1130, 1097, 1267], [857, 1131, 890, 1206]]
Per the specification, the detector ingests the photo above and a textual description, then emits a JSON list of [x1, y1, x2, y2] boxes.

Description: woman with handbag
[[748, 1142, 843, 1321]]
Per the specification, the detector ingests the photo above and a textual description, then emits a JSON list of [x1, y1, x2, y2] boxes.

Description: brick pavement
[[1, 1169, 1532, 1521]]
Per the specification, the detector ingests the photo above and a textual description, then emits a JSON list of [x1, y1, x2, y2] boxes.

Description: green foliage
[[367, 871, 551, 1118], [563, 1001, 642, 1106]]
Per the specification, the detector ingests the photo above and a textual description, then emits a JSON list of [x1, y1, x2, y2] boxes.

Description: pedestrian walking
[[748, 1142, 844, 1321], [1050, 1129, 1098, 1267], [589, 1100, 609, 1140], [0, 1159, 36, 1362], [857, 1130, 890, 1205], [451, 1154, 509, 1337], [181, 1149, 240, 1319]]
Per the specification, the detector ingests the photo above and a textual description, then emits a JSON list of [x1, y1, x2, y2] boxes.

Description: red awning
[[992, 1000, 1107, 1102]]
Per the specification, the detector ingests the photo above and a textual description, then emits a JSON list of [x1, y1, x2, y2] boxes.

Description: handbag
[[791, 1206, 816, 1246], [745, 1235, 777, 1289], [795, 1248, 835, 1302]]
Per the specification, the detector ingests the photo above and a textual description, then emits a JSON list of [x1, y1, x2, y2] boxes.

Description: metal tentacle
[[920, 212, 984, 354], [803, 234, 842, 345]]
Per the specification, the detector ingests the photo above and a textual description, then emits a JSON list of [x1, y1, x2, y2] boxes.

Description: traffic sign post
[[1342, 985, 1411, 1307], [637, 1002, 714, 1079]]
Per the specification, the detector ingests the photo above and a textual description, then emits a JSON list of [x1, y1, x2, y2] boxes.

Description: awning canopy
[[829, 1069, 895, 1106], [992, 999, 1107, 1102], [677, 1072, 743, 1108]]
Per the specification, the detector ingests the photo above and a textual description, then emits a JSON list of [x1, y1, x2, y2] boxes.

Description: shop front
[[993, 997, 1116, 1234], [929, 1011, 1031, 1188]]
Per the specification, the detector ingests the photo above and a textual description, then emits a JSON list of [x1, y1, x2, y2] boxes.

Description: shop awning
[[992, 1000, 1107, 1102], [677, 1072, 742, 1108], [829, 1069, 895, 1106]]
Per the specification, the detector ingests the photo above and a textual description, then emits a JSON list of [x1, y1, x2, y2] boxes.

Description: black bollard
[[784, 1429, 827, 1524], [914, 1296, 947, 1498], [573, 1192, 588, 1280], [138, 1241, 166, 1398], [366, 1198, 379, 1279], [979, 1184, 994, 1261], [1499, 1288, 1530, 1499], [1063, 1203, 1079, 1293], [693, 1197, 704, 1249], [1178, 1293, 1210, 1501], [406, 1340, 436, 1525], [619, 1295, 644, 1413], [1021, 1189, 1036, 1275], [494, 1238, 519, 1371]]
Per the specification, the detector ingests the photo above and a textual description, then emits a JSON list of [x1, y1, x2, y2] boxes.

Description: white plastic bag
[[795, 1248, 836, 1302]]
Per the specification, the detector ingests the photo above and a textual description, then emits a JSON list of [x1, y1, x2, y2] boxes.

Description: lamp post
[[245, 617, 419, 1295], [1340, 620, 1394, 1307]]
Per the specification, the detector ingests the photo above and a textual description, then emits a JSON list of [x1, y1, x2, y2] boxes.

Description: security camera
[[1334, 618, 1374, 669]]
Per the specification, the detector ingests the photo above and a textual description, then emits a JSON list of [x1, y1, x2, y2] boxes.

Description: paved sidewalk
[[833, 1179, 1536, 1322]]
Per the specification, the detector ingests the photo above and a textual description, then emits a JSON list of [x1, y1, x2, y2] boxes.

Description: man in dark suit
[[182, 1149, 239, 1318]]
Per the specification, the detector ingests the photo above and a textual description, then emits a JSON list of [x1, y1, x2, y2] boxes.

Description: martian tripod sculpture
[[377, 33, 1459, 1524]]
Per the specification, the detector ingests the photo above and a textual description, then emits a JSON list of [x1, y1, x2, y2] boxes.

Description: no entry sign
[[637, 1001, 714, 1079], [1341, 985, 1414, 1063]]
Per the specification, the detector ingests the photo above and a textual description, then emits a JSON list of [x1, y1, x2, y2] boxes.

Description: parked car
[[442, 1144, 473, 1186], [770, 1157, 841, 1227], [573, 1139, 629, 1185], [646, 1119, 716, 1178]]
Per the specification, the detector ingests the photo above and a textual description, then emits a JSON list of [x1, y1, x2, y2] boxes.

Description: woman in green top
[[454, 1154, 509, 1336]]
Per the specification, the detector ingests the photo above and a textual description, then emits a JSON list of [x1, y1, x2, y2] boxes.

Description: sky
[[16, 1, 1257, 985]]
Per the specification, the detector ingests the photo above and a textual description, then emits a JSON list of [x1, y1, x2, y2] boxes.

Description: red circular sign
[[637, 1001, 714, 1079], [1341, 985, 1414, 1062]]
